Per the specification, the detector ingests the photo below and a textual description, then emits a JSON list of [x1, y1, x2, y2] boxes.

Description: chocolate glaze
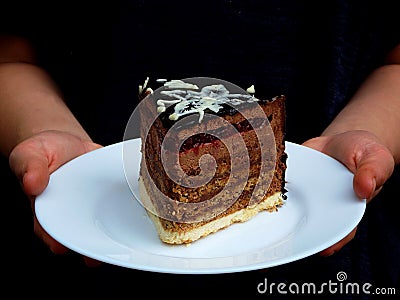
[[159, 98, 274, 129]]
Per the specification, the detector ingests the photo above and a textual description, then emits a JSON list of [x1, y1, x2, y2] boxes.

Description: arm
[[0, 35, 91, 156], [323, 63, 400, 164], [306, 46, 400, 197], [304, 43, 400, 256], [0, 35, 101, 265]]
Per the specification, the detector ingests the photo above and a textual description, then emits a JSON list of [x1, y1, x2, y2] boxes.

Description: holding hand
[[9, 130, 102, 266], [303, 130, 395, 256]]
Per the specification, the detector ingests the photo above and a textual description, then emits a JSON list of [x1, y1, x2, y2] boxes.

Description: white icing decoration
[[156, 99, 181, 113], [139, 76, 150, 94], [146, 87, 154, 94], [246, 84, 255, 94], [157, 106, 166, 113], [163, 79, 199, 90], [157, 82, 259, 123]]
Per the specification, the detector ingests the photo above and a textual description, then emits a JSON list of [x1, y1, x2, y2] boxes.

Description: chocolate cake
[[137, 77, 287, 244]]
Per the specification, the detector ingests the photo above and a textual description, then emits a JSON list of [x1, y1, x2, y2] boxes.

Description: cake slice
[[137, 77, 287, 244]]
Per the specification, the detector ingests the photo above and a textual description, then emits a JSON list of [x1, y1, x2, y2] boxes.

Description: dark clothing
[[1, 1, 399, 298], [2, 1, 399, 145]]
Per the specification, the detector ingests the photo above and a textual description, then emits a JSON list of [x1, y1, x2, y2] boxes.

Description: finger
[[319, 227, 357, 257], [301, 136, 328, 152], [35, 210, 103, 265], [353, 146, 394, 201], [10, 148, 50, 197], [33, 215, 69, 254], [23, 158, 51, 197], [34, 212, 103, 267], [83, 256, 102, 268]]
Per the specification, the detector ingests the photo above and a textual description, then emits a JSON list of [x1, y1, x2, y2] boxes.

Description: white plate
[[35, 138, 366, 274]]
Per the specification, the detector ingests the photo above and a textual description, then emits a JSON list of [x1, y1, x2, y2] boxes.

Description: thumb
[[353, 146, 394, 201], [22, 156, 50, 198], [9, 148, 50, 199]]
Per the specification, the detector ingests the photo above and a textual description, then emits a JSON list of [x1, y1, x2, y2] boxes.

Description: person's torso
[[3, 0, 399, 144]]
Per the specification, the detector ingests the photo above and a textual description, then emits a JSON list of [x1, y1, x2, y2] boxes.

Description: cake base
[[139, 176, 284, 244]]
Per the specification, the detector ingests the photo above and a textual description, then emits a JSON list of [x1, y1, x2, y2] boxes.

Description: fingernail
[[369, 177, 377, 200]]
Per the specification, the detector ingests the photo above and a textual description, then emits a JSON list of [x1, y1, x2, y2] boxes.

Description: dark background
[[1, 1, 399, 298]]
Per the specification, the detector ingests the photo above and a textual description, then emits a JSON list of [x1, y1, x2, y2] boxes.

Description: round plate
[[35, 139, 366, 274]]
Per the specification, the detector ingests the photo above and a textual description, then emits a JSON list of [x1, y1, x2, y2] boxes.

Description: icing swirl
[[157, 81, 259, 123]]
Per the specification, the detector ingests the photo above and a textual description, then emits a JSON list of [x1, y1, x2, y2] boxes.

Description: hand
[[302, 130, 395, 256], [9, 130, 103, 266]]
